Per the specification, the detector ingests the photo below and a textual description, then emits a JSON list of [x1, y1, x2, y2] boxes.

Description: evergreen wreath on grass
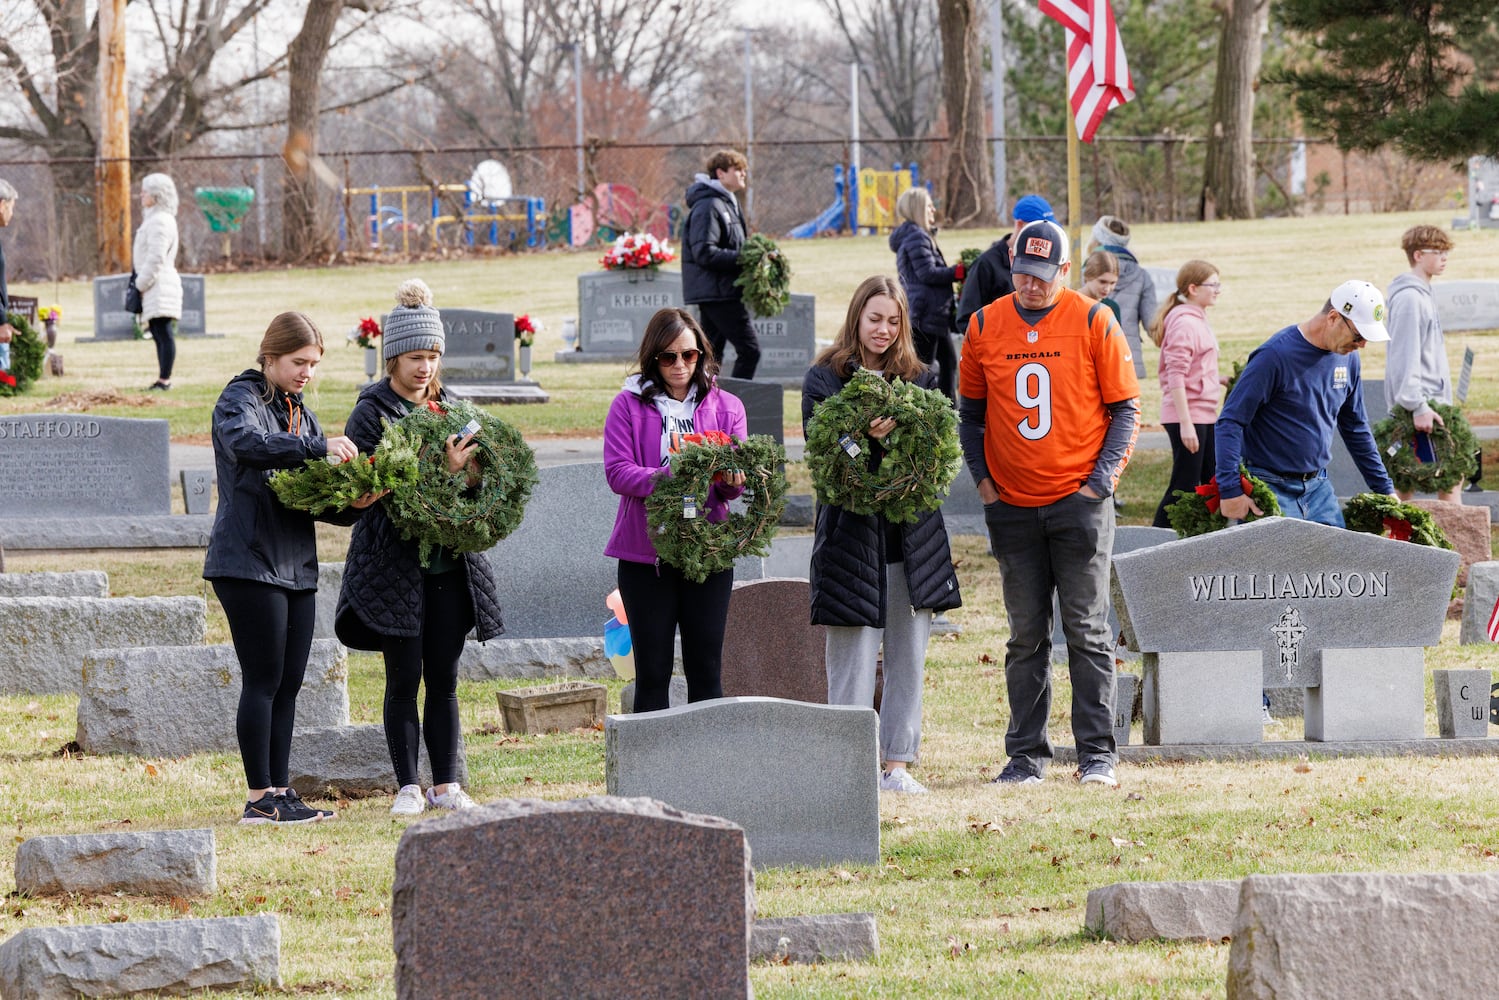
[[1372, 401, 1478, 495], [382, 399, 539, 565], [644, 432, 788, 583], [1165, 469, 1282, 537], [805, 368, 962, 523], [269, 423, 421, 516], [734, 234, 792, 317], [0, 311, 47, 397], [1342, 493, 1454, 550]]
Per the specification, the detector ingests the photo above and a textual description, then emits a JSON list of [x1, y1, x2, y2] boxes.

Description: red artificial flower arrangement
[[515, 314, 540, 347], [600, 232, 675, 271], [350, 317, 381, 350]]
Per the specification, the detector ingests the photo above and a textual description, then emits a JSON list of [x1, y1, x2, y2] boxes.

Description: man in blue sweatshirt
[[1216, 280, 1396, 527]]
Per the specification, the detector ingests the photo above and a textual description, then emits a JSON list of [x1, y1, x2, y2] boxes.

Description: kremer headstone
[[91, 273, 207, 340], [0, 415, 171, 516], [569, 269, 683, 361], [720, 293, 817, 384], [392, 796, 752, 1000], [606, 697, 878, 868]]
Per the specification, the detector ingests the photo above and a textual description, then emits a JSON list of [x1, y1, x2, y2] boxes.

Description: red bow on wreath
[[425, 399, 445, 414], [0, 371, 15, 387], [1195, 474, 1254, 514], [1381, 516, 1412, 541]]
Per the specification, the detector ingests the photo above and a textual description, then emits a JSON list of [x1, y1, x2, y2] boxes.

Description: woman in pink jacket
[[1150, 260, 1224, 527], [604, 308, 747, 712]]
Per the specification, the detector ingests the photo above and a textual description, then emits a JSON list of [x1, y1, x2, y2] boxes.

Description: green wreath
[[1, 311, 47, 397], [1342, 493, 1454, 550], [1372, 401, 1478, 494], [382, 400, 539, 565], [269, 422, 421, 515], [644, 432, 788, 584], [1165, 469, 1282, 537], [805, 368, 962, 524], [734, 234, 791, 317]]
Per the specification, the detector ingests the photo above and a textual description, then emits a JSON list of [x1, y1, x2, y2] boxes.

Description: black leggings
[[213, 578, 317, 790], [150, 316, 176, 381], [381, 570, 474, 788], [616, 559, 734, 713], [1154, 422, 1217, 528], [911, 325, 958, 402]]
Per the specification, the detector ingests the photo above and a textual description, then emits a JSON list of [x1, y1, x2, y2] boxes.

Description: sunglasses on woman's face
[[657, 349, 701, 367]]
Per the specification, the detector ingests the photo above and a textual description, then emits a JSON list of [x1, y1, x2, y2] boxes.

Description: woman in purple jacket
[[604, 308, 748, 712]]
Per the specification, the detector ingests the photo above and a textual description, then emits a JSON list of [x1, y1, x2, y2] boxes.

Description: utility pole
[[97, 0, 132, 273], [571, 43, 585, 200], [743, 29, 754, 222], [989, 0, 1008, 223]]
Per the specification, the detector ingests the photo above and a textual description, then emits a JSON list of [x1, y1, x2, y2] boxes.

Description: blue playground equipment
[[788, 163, 925, 238]]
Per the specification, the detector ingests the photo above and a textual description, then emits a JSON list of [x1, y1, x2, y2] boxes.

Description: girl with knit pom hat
[[334, 278, 503, 815]]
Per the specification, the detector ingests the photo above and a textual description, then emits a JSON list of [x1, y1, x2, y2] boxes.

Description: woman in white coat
[[134, 172, 183, 391]]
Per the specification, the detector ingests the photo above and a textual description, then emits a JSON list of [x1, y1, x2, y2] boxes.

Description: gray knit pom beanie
[[382, 278, 444, 359]]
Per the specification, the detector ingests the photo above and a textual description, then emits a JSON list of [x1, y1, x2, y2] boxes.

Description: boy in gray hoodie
[[1384, 224, 1460, 500]]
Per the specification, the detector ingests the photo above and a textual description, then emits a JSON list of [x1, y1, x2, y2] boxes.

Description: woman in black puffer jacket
[[334, 279, 503, 818], [205, 312, 368, 826], [889, 186, 962, 401], [802, 276, 962, 796]]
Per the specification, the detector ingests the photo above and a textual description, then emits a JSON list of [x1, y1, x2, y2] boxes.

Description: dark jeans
[[984, 492, 1116, 774], [911, 325, 958, 402], [149, 316, 176, 381], [1153, 422, 1216, 527], [381, 569, 474, 788], [616, 559, 734, 712], [213, 578, 317, 790], [697, 299, 760, 379]]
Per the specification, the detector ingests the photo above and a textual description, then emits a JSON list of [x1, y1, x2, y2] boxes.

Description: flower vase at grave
[[625, 269, 656, 285], [43, 319, 57, 349], [363, 347, 377, 381], [519, 345, 532, 378]]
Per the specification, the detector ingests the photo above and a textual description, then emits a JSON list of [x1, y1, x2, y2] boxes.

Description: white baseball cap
[[1329, 279, 1389, 342]]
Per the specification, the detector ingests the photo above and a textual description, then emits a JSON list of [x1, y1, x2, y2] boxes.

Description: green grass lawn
[[3, 212, 1498, 997]]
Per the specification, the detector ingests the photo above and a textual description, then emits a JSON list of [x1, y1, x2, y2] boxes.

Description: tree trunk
[[936, 0, 997, 227], [282, 0, 345, 261], [96, 0, 132, 274], [1200, 0, 1266, 220]]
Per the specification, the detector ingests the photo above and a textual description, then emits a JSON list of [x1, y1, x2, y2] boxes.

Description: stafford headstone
[[718, 375, 785, 447], [720, 579, 827, 703], [1327, 378, 1384, 498], [606, 697, 879, 868], [1434, 281, 1499, 332], [181, 469, 213, 515], [0, 415, 171, 516], [1112, 518, 1457, 743], [570, 269, 683, 360], [91, 273, 207, 340], [392, 796, 752, 1000], [721, 293, 817, 384], [1227, 872, 1499, 998]]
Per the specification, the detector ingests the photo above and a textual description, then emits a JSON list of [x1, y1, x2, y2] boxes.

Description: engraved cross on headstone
[[1269, 606, 1307, 681]]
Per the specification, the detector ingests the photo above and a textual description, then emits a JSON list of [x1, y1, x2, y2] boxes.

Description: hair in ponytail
[[1149, 259, 1217, 347]]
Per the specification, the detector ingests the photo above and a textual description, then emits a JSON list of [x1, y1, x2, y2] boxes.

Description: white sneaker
[[879, 768, 929, 794], [426, 785, 478, 811], [391, 784, 425, 816], [1262, 704, 1274, 725]]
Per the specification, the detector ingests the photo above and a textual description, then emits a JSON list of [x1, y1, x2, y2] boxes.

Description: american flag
[[1039, 0, 1135, 143], [1488, 592, 1499, 643]]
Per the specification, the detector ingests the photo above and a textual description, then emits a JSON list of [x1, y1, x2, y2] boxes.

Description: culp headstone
[[1434, 280, 1499, 332], [0, 415, 171, 516], [392, 796, 752, 999], [1111, 518, 1458, 744], [606, 697, 879, 868]]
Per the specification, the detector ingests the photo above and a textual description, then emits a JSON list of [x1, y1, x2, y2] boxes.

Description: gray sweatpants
[[824, 562, 933, 764]]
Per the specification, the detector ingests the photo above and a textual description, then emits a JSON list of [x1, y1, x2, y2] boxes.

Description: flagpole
[[1066, 111, 1083, 288]]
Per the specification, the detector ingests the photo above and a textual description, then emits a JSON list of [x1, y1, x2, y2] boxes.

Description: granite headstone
[[0, 596, 206, 696], [719, 579, 827, 703], [606, 697, 879, 868], [91, 273, 207, 339], [0, 415, 171, 516], [435, 308, 515, 383], [1326, 377, 1384, 498], [1085, 879, 1240, 943], [392, 796, 752, 999], [1053, 524, 1176, 663], [571, 269, 683, 360], [1434, 280, 1499, 332], [180, 469, 213, 515], [720, 293, 817, 384], [718, 375, 785, 447], [1460, 561, 1499, 645], [15, 829, 216, 898]]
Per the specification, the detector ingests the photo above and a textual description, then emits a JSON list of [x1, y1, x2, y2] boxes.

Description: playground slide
[[787, 197, 845, 239]]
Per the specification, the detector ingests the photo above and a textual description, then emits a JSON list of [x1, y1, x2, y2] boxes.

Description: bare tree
[[937, 0, 996, 226], [283, 0, 349, 261], [1200, 0, 1268, 219], [818, 0, 942, 160]]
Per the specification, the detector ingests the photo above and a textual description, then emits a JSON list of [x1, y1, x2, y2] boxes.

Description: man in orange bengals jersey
[[958, 219, 1140, 790]]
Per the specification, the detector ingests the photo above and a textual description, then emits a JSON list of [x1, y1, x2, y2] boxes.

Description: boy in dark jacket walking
[[682, 149, 760, 379]]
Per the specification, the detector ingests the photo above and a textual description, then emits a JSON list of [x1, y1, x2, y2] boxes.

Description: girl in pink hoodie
[[1150, 260, 1224, 527]]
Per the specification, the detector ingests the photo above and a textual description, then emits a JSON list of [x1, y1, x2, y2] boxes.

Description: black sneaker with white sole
[[1076, 758, 1118, 787], [239, 790, 332, 825], [990, 760, 1043, 785], [279, 788, 335, 822]]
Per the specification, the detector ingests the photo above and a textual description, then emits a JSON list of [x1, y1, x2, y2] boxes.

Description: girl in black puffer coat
[[334, 280, 503, 817], [802, 276, 962, 796], [889, 186, 962, 401], [205, 312, 370, 826]]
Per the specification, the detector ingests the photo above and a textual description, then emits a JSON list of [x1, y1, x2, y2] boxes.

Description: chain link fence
[[0, 135, 1465, 282]]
